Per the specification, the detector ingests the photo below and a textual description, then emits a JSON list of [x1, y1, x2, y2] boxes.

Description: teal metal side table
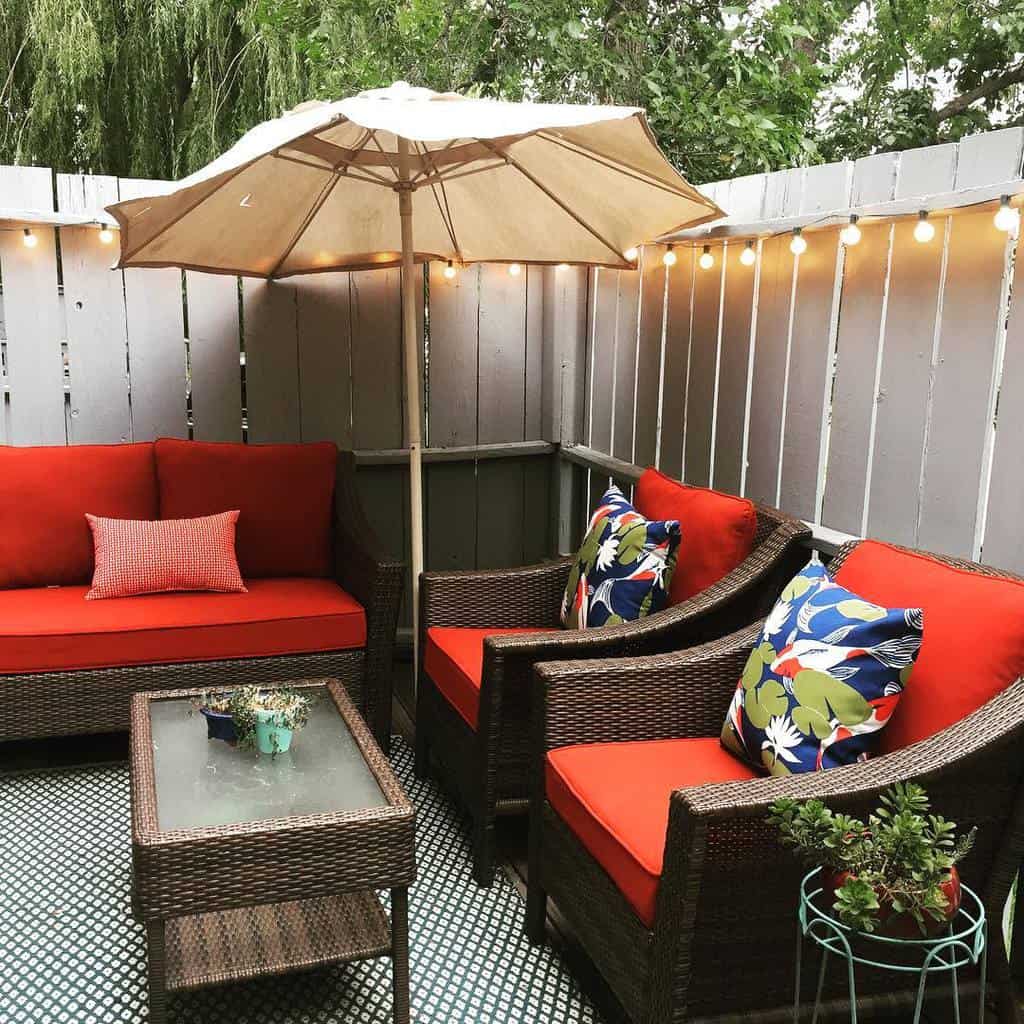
[[794, 867, 987, 1023]]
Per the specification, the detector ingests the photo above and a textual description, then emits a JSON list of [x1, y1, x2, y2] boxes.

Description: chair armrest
[[421, 558, 571, 630], [533, 622, 762, 753]]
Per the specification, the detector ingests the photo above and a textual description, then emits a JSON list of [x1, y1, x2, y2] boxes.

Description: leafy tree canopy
[[2, 0, 1023, 185]]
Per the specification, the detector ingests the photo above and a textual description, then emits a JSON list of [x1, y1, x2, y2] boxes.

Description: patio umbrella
[[106, 81, 722, 662]]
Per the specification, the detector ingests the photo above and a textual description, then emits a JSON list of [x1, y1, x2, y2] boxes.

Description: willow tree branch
[[935, 63, 1024, 123]]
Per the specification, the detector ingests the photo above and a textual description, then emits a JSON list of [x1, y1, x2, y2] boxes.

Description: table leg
[[811, 949, 829, 1024], [145, 919, 169, 1024], [793, 924, 804, 1023], [391, 887, 411, 1024]]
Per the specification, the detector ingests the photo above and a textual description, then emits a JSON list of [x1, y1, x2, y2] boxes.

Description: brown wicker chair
[[0, 451, 405, 749], [414, 498, 810, 885], [526, 541, 1024, 1023]]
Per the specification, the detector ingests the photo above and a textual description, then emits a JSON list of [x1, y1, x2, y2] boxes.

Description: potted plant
[[195, 690, 238, 744], [227, 686, 312, 755], [768, 783, 975, 937]]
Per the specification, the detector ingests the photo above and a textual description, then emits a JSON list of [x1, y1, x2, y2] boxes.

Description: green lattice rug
[[0, 739, 602, 1024]]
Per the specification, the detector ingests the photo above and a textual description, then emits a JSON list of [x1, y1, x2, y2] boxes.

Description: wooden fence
[[569, 126, 1024, 575]]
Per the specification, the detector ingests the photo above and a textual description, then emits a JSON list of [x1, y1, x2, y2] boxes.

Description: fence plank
[[821, 222, 892, 533], [184, 271, 242, 441], [917, 211, 1010, 556], [542, 265, 588, 444], [476, 458, 527, 568], [425, 461, 477, 571], [525, 265, 544, 439], [633, 247, 667, 467], [587, 268, 618, 453], [357, 464, 410, 626], [745, 235, 794, 505], [523, 455, 552, 563], [713, 241, 757, 495], [800, 162, 851, 213], [0, 165, 66, 444], [56, 173, 132, 443], [657, 247, 694, 477], [612, 269, 641, 462], [242, 279, 301, 443], [118, 177, 187, 440], [851, 153, 898, 206], [428, 262, 479, 447], [981, 245, 1024, 572], [478, 263, 527, 444], [954, 128, 1024, 188], [762, 167, 804, 219], [684, 244, 723, 487], [350, 268, 403, 450], [295, 273, 352, 446], [895, 145, 957, 199]]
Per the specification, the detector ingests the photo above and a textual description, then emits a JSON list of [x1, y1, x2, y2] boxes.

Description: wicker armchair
[[415, 499, 810, 885], [526, 542, 1024, 1023]]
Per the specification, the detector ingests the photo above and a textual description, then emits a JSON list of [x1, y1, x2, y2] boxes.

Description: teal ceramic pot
[[254, 708, 294, 755]]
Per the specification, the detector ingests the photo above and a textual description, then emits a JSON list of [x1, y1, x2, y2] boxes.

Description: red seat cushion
[[424, 627, 551, 729], [0, 578, 365, 674], [634, 467, 756, 604], [835, 540, 1024, 752], [547, 738, 758, 926], [0, 443, 158, 589], [154, 438, 337, 579]]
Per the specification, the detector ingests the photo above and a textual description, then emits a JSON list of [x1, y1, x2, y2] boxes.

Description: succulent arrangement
[[195, 686, 312, 755], [769, 783, 975, 936]]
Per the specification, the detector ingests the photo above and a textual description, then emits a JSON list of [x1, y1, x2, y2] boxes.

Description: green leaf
[[835, 599, 886, 622], [792, 669, 871, 727], [744, 678, 788, 729]]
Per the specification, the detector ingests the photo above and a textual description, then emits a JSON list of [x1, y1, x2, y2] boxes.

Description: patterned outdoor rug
[[0, 739, 602, 1024]]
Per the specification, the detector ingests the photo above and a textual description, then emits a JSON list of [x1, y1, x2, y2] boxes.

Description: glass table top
[[148, 686, 387, 832]]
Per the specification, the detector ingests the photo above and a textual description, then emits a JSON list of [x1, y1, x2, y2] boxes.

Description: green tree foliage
[[2, 0, 1023, 184]]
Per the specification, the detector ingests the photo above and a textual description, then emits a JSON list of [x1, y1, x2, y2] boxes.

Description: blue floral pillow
[[721, 559, 923, 775], [561, 485, 681, 629]]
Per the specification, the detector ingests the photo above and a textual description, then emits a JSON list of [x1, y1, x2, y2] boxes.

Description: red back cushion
[[633, 467, 757, 604], [0, 443, 158, 589], [154, 439, 337, 578], [835, 540, 1024, 752]]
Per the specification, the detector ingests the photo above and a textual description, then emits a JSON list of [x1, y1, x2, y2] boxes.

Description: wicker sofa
[[415, 469, 810, 885], [0, 440, 403, 746], [526, 540, 1024, 1023]]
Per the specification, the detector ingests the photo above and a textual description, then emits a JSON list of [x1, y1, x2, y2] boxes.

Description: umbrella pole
[[396, 137, 424, 693]]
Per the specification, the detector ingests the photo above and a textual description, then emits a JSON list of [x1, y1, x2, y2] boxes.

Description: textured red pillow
[[86, 511, 246, 600], [633, 467, 757, 604], [835, 540, 1024, 753], [154, 439, 337, 578], [0, 443, 158, 589]]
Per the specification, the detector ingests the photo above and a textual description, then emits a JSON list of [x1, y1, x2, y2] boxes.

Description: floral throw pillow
[[721, 558, 923, 775], [561, 485, 681, 629]]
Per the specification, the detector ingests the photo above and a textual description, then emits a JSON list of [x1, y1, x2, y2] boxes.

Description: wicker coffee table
[[129, 680, 416, 1023]]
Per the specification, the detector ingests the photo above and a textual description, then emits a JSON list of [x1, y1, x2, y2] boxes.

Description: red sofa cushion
[[633, 467, 756, 605], [424, 627, 551, 729], [154, 438, 337, 579], [835, 540, 1024, 752], [547, 738, 758, 926], [0, 578, 365, 674], [0, 443, 158, 589]]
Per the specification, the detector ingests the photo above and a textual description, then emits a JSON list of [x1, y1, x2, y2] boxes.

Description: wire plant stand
[[794, 867, 987, 1024]]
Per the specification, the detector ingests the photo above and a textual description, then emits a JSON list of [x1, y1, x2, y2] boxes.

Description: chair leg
[[472, 817, 495, 887], [413, 676, 431, 780], [526, 879, 547, 944]]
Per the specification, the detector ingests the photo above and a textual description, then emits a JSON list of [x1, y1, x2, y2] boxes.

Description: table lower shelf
[[164, 890, 392, 992]]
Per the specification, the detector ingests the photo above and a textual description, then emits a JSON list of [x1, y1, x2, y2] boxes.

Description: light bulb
[[508, 262, 521, 277], [662, 245, 677, 267], [98, 227, 114, 245], [556, 262, 570, 271], [913, 212, 935, 244], [624, 247, 638, 262], [698, 245, 714, 270], [840, 215, 861, 246], [22, 228, 37, 249], [789, 229, 807, 256], [739, 241, 756, 266], [443, 260, 457, 280], [995, 196, 1019, 233]]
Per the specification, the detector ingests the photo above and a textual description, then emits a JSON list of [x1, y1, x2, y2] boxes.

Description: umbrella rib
[[415, 141, 463, 260], [409, 139, 461, 183], [266, 171, 341, 280], [367, 130, 402, 182], [415, 159, 506, 190], [479, 140, 626, 263], [272, 150, 389, 188]]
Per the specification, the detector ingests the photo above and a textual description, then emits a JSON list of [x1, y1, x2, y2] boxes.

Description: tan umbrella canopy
[[107, 81, 722, 661]]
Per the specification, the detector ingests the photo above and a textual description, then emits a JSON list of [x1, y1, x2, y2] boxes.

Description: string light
[[624, 247, 639, 262], [22, 228, 37, 249], [789, 228, 807, 256], [556, 263, 570, 271], [994, 195, 1019, 233], [662, 244, 677, 267], [913, 211, 935, 243], [98, 227, 115, 244], [508, 262, 521, 277], [840, 214, 861, 246], [698, 245, 714, 270], [739, 240, 756, 266], [443, 260, 457, 280]]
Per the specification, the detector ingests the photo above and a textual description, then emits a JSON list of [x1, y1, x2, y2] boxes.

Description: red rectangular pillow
[[154, 438, 337, 578]]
